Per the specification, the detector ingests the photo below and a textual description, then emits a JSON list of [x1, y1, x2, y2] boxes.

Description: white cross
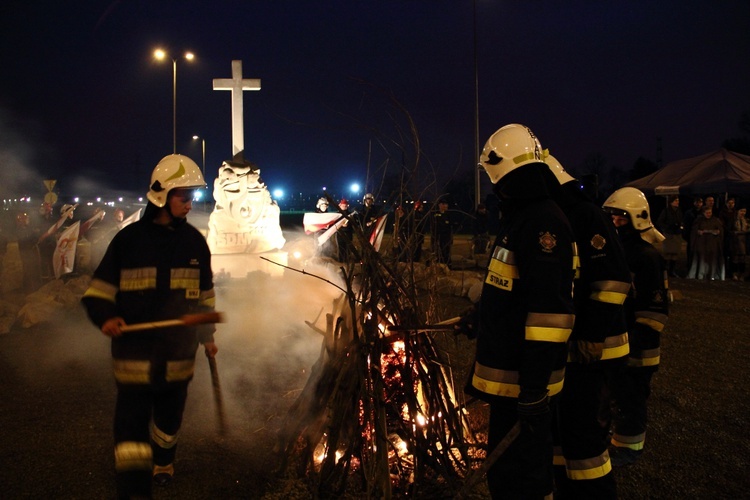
[[213, 60, 261, 157]]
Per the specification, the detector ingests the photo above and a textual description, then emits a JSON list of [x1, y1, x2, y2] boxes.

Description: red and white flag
[[303, 212, 341, 235], [80, 210, 106, 238], [369, 215, 388, 252], [118, 208, 142, 230], [38, 204, 77, 244], [53, 221, 80, 279]]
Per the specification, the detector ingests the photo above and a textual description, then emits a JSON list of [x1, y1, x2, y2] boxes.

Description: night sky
[[1, 0, 749, 204]]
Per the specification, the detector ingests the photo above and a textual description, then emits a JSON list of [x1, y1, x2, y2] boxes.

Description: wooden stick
[[120, 312, 225, 333], [456, 421, 521, 498], [207, 355, 227, 436]]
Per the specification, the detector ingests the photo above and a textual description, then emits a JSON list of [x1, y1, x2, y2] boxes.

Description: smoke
[[0, 108, 49, 198], [205, 236, 348, 437]]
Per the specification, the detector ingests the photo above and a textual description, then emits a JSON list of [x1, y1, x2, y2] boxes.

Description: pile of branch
[[276, 232, 478, 498]]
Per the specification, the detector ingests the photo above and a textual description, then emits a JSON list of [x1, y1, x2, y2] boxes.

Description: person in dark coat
[[82, 154, 218, 499], [603, 187, 669, 467], [461, 124, 575, 499]]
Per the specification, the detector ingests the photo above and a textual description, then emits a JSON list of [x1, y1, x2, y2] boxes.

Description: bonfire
[[275, 214, 483, 499]]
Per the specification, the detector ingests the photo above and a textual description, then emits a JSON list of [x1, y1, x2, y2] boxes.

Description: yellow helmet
[[147, 154, 205, 207], [603, 187, 665, 244], [479, 123, 543, 184]]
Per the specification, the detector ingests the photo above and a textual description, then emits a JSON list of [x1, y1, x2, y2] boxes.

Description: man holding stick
[[82, 154, 218, 499]]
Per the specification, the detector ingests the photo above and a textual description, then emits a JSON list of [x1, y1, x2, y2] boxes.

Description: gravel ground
[[1, 266, 748, 499]]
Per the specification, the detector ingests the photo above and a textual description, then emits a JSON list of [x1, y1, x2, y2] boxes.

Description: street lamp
[[154, 48, 195, 153], [192, 135, 206, 178], [192, 135, 207, 211]]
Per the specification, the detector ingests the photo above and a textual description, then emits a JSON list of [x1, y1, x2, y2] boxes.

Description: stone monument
[[208, 60, 287, 278]]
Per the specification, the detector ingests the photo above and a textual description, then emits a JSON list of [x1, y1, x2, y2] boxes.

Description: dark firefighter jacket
[[554, 182, 632, 364], [81, 216, 216, 388], [618, 227, 669, 369], [470, 166, 576, 403]]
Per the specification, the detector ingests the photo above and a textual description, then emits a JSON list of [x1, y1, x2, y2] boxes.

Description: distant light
[[322, 186, 327, 191], [350, 183, 360, 194], [74, 197, 80, 203], [138, 197, 143, 202], [118, 197, 123, 202], [185, 52, 195, 61], [154, 49, 166, 60], [96, 197, 101, 202], [272, 189, 284, 199], [193, 191, 203, 201]]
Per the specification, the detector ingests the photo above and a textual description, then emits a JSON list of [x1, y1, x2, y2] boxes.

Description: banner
[[118, 208, 142, 230], [53, 221, 80, 279]]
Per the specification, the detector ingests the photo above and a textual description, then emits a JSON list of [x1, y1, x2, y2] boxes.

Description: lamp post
[[154, 49, 195, 154], [192, 135, 206, 178], [192, 135, 207, 211]]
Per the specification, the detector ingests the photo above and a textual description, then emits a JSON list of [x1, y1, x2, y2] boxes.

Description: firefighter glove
[[453, 306, 478, 339]]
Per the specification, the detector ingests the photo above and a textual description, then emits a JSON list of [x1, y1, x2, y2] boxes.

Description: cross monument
[[213, 60, 261, 156]]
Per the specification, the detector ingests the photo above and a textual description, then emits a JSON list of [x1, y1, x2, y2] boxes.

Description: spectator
[[730, 206, 748, 281], [688, 206, 724, 280], [682, 197, 703, 271], [656, 195, 684, 277], [431, 199, 456, 267], [719, 197, 737, 276]]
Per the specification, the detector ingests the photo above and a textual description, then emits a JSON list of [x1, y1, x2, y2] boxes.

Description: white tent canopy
[[626, 148, 750, 195]]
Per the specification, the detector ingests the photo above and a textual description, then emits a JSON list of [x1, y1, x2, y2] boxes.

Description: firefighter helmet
[[316, 197, 329, 211], [338, 198, 349, 207], [147, 154, 206, 208], [479, 123, 543, 184], [60, 203, 75, 215], [363, 193, 375, 205], [603, 187, 665, 243], [545, 154, 576, 185]]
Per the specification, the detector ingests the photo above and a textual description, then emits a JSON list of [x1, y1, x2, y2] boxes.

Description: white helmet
[[363, 193, 375, 205], [147, 154, 206, 208], [316, 197, 329, 211], [60, 203, 76, 215], [479, 123, 543, 184], [603, 187, 665, 244], [545, 154, 576, 185]]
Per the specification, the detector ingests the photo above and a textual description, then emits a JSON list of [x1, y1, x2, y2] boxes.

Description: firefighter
[[465, 124, 576, 499], [546, 155, 632, 498], [602, 187, 669, 467], [82, 154, 217, 499]]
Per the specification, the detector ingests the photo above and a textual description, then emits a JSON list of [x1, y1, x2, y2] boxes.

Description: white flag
[[53, 221, 80, 279], [118, 208, 142, 230]]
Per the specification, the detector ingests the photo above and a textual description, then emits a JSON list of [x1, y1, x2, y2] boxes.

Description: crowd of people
[[0, 200, 137, 294], [661, 194, 749, 281]]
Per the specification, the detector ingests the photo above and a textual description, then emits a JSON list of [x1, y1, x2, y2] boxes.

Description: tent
[[625, 148, 750, 196]]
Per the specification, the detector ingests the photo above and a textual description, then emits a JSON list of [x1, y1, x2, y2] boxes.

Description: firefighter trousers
[[554, 362, 617, 499], [113, 381, 190, 498]]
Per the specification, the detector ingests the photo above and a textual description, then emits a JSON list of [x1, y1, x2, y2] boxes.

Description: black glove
[[453, 306, 479, 339]]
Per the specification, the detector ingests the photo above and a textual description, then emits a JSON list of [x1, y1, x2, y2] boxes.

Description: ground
[[1, 244, 749, 498]]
